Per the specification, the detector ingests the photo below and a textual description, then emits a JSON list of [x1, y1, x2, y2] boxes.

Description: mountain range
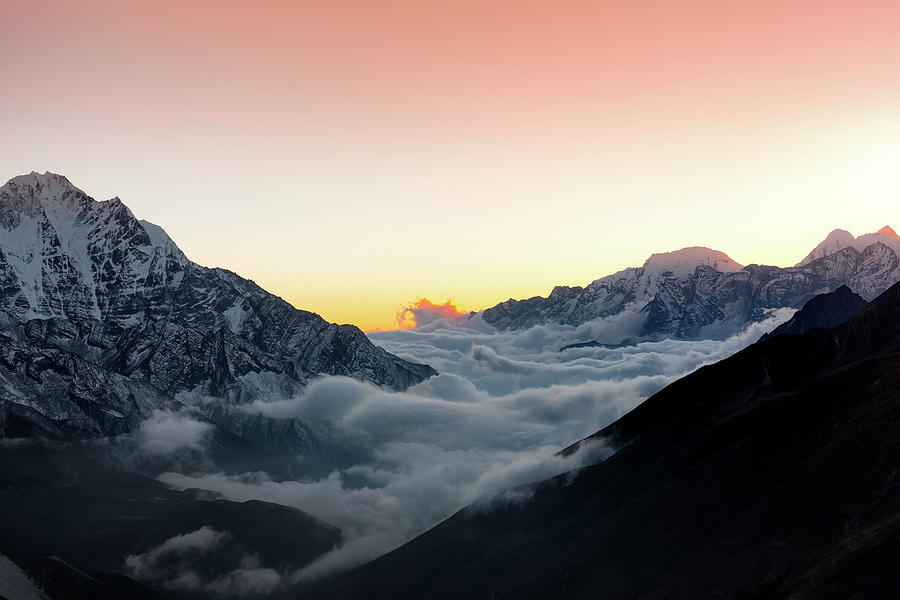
[[3, 172, 897, 444], [483, 229, 900, 339], [2, 171, 899, 599], [0, 172, 435, 443]]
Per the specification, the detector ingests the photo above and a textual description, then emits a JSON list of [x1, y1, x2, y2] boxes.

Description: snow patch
[[643, 246, 744, 275]]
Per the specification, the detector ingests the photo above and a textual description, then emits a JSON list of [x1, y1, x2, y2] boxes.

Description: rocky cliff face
[[483, 240, 900, 338], [0, 172, 436, 439]]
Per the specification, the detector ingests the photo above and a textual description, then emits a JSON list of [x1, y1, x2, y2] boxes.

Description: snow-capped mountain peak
[[7, 170, 77, 192], [643, 246, 743, 275], [796, 229, 855, 266], [0, 172, 187, 322], [877, 225, 900, 240], [0, 171, 436, 439], [798, 226, 900, 266]]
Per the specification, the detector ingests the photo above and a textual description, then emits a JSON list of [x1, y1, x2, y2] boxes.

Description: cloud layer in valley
[[138, 409, 212, 456], [126, 527, 281, 598], [157, 308, 793, 582]]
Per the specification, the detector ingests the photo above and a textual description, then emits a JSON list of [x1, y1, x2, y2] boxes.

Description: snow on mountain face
[[796, 229, 856, 266], [483, 238, 900, 338], [0, 172, 188, 325], [0, 172, 436, 439], [643, 246, 743, 275], [797, 226, 900, 266]]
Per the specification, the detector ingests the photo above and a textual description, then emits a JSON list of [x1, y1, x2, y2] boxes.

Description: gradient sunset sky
[[3, 0, 900, 330]]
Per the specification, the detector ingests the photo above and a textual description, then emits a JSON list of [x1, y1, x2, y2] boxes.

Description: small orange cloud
[[395, 297, 469, 330]]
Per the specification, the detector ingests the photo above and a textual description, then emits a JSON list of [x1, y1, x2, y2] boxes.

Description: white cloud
[[138, 409, 212, 456], [125, 527, 282, 598], [205, 558, 281, 598], [125, 526, 227, 581], [159, 308, 793, 581]]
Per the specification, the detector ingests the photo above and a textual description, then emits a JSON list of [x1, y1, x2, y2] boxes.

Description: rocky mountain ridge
[[483, 230, 900, 338], [798, 225, 900, 266], [0, 172, 436, 440]]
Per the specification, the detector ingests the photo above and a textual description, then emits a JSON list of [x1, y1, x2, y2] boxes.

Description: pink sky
[[3, 1, 900, 329]]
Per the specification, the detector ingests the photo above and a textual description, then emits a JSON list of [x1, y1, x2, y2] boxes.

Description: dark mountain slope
[[760, 284, 867, 341], [1, 553, 163, 600], [0, 440, 342, 598], [314, 281, 900, 599]]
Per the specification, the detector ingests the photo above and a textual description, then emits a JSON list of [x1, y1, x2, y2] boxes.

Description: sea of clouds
[[150, 305, 793, 584]]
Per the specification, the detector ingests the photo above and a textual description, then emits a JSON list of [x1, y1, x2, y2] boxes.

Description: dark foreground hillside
[[0, 441, 342, 599], [313, 282, 900, 599]]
